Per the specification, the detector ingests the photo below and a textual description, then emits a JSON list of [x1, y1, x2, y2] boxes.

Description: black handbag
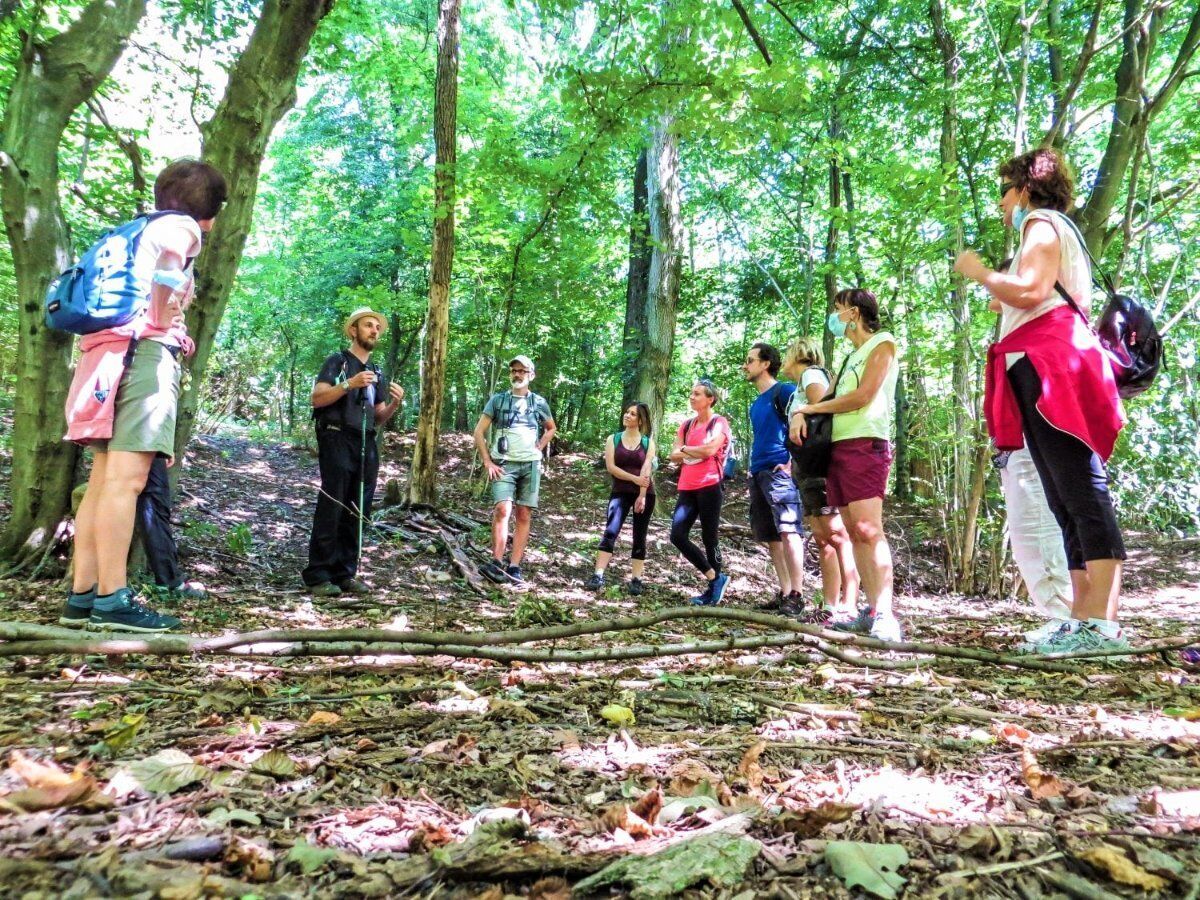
[[785, 357, 851, 479]]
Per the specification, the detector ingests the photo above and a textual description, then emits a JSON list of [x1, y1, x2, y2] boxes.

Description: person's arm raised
[[956, 219, 1060, 310]]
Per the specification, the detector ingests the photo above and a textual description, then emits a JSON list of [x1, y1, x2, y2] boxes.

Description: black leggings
[[1007, 356, 1125, 569], [598, 493, 656, 559], [671, 484, 723, 576]]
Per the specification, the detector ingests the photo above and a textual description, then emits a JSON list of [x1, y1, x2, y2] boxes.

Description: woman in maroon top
[[586, 403, 657, 595]]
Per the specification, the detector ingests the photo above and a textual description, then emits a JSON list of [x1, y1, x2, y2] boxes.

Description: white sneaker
[[1023, 617, 1069, 644], [1019, 618, 1078, 654], [869, 613, 904, 643]]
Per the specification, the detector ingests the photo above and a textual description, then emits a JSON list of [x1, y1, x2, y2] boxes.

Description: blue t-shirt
[[749, 381, 796, 473]]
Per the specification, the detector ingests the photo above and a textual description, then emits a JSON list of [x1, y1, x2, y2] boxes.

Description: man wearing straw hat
[[302, 308, 404, 597]]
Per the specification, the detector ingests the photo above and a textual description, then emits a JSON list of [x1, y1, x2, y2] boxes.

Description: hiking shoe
[[757, 590, 785, 612], [89, 588, 182, 633], [778, 592, 806, 617], [709, 573, 730, 605], [627, 578, 644, 596], [59, 586, 95, 628], [309, 582, 342, 598], [337, 577, 371, 595], [690, 582, 715, 606], [1034, 621, 1130, 659], [798, 605, 832, 626], [831, 607, 874, 634], [869, 613, 904, 643], [481, 560, 508, 583], [506, 565, 525, 585], [1023, 617, 1069, 644], [168, 580, 208, 601], [1018, 619, 1076, 653], [585, 573, 605, 591]]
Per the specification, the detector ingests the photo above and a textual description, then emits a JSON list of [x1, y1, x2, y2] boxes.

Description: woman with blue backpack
[[586, 402, 656, 595], [58, 160, 227, 634]]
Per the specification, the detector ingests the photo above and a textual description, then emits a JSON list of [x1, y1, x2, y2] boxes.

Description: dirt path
[[0, 431, 1197, 898]]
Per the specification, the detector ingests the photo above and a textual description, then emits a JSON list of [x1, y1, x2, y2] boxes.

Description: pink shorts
[[826, 438, 892, 507]]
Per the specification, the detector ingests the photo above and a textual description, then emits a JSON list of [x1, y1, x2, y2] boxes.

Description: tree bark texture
[[174, 0, 336, 464], [622, 121, 683, 442], [409, 0, 459, 504], [0, 0, 148, 567]]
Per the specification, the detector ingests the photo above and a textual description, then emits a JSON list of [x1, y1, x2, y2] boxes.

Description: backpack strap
[[770, 382, 789, 425]]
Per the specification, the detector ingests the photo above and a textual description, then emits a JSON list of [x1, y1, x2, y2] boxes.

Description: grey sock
[[67, 585, 97, 610], [93, 590, 126, 612]]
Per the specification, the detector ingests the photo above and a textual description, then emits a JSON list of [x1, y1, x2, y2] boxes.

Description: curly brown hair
[[998, 148, 1075, 212]]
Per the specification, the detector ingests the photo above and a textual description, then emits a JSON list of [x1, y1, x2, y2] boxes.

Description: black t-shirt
[[313, 350, 390, 434]]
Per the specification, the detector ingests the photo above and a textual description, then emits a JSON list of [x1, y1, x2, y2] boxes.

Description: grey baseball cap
[[508, 355, 535, 372]]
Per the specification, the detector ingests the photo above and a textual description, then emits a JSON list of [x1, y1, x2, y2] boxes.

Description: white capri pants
[[1000, 447, 1072, 620]]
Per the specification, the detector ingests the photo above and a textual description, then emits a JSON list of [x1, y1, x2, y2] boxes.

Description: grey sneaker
[[585, 573, 605, 590], [831, 607, 874, 634], [309, 582, 342, 598], [89, 588, 182, 633], [869, 613, 904, 643]]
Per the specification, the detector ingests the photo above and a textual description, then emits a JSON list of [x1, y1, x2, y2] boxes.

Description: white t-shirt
[[133, 214, 203, 333], [1000, 209, 1091, 341], [786, 367, 831, 417]]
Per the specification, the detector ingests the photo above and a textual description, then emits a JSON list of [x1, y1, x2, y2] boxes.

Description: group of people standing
[[53, 147, 1133, 660]]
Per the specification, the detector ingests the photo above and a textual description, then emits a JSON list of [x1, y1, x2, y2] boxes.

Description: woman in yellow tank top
[[789, 289, 901, 642]]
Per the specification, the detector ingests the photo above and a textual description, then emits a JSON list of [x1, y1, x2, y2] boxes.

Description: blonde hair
[[784, 338, 825, 372]]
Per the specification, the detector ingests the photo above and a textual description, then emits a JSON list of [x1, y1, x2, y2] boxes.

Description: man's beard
[[357, 337, 377, 352]]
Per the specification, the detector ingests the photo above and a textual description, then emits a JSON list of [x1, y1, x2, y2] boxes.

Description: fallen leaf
[[306, 711, 342, 727], [773, 802, 859, 838], [600, 704, 636, 727], [286, 838, 338, 874], [528, 876, 571, 900], [9, 750, 82, 789], [601, 803, 653, 838], [128, 749, 212, 794], [1162, 707, 1200, 721], [574, 832, 761, 899], [487, 698, 539, 723], [204, 807, 262, 827], [735, 740, 767, 790], [251, 749, 298, 779], [631, 786, 663, 824], [825, 841, 909, 900], [666, 759, 723, 798], [992, 722, 1033, 745], [1020, 748, 1063, 800], [1077, 844, 1169, 891], [101, 713, 145, 753], [657, 794, 723, 825], [955, 824, 1006, 859], [1127, 844, 1186, 881]]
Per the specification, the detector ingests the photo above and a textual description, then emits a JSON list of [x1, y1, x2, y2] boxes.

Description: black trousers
[[598, 492, 657, 560], [1007, 356, 1126, 570], [302, 428, 379, 586], [137, 456, 181, 589], [671, 484, 723, 575]]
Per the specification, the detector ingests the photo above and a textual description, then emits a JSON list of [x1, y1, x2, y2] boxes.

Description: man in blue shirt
[[743, 342, 806, 615]]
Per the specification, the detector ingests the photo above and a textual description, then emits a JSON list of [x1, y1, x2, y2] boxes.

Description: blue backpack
[[45, 211, 181, 335]]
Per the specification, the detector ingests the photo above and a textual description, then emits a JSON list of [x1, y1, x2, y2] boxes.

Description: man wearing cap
[[473, 355, 556, 585], [302, 308, 405, 597]]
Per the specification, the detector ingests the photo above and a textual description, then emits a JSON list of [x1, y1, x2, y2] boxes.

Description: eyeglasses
[[999, 182, 1016, 200], [510, 368, 530, 376], [744, 356, 761, 365]]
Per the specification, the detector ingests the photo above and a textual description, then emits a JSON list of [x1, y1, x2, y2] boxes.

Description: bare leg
[[1074, 559, 1122, 621], [510, 505, 533, 565], [807, 515, 840, 605], [826, 511, 860, 610], [72, 451, 108, 593], [94, 450, 154, 595], [491, 500, 512, 560], [631, 557, 645, 579], [765, 541, 790, 595], [780, 531, 805, 595], [842, 497, 893, 618], [594, 550, 613, 574]]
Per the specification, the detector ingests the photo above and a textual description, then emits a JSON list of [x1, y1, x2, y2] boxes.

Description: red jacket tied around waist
[[985, 304, 1124, 462], [64, 320, 194, 445]]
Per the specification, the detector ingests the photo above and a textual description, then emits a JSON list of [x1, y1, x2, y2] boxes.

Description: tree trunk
[[820, 112, 842, 366], [621, 120, 683, 441], [620, 149, 651, 410], [173, 0, 336, 465], [454, 366, 468, 432], [0, 0, 147, 568], [408, 0, 459, 505]]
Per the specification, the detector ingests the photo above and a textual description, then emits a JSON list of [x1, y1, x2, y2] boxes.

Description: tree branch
[[730, 0, 772, 65]]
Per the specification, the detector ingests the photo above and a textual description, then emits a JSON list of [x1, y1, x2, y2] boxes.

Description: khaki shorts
[[91, 340, 181, 458], [491, 459, 541, 508]]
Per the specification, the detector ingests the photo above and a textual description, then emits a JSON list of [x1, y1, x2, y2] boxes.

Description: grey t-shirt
[[482, 391, 552, 462]]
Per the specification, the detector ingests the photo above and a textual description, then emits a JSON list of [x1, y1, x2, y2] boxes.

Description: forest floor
[[0, 429, 1198, 899]]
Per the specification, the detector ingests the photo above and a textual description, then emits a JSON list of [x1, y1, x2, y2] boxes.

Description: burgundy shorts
[[826, 438, 892, 507]]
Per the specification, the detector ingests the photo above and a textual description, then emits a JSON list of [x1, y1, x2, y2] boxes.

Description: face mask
[[827, 310, 849, 338], [1012, 203, 1029, 232]]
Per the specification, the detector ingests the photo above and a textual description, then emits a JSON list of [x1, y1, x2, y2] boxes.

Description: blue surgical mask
[[1012, 203, 1029, 232], [827, 310, 848, 338]]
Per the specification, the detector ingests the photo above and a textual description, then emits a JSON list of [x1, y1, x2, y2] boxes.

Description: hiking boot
[[89, 588, 182, 633], [627, 578, 644, 596], [481, 560, 508, 584], [309, 582, 342, 598], [1033, 620, 1130, 659], [778, 592, 806, 618], [585, 573, 605, 591], [59, 586, 96, 628], [506, 565, 525, 585], [168, 580, 208, 601], [757, 590, 785, 612], [831, 607, 874, 635], [869, 613, 904, 643], [337, 578, 371, 595]]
